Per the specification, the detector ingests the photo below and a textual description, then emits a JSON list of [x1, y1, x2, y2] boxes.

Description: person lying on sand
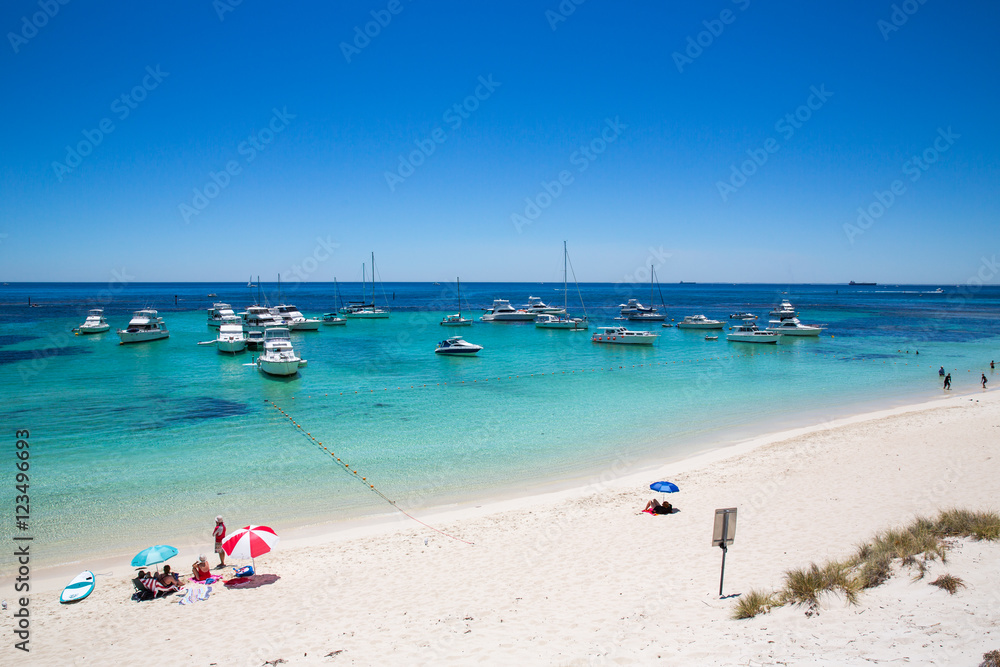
[[192, 555, 212, 581], [643, 499, 673, 515]]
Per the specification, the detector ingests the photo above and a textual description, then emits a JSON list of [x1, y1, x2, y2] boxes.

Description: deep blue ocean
[[1, 282, 997, 567]]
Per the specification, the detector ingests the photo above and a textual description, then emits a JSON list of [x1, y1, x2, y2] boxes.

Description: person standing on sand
[[213, 515, 226, 568], [944, 373, 952, 390]]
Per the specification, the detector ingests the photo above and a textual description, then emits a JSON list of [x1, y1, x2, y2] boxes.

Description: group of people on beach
[[136, 516, 227, 596], [938, 363, 991, 390], [192, 515, 227, 580]]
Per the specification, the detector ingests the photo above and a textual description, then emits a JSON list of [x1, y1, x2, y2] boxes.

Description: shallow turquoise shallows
[[1, 282, 997, 567]]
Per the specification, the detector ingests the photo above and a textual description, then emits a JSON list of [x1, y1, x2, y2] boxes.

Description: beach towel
[[178, 584, 212, 605]]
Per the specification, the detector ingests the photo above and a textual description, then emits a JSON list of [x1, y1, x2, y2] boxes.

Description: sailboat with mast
[[536, 241, 589, 330], [339, 252, 390, 318], [322, 278, 347, 325], [441, 277, 473, 326], [618, 265, 667, 322]]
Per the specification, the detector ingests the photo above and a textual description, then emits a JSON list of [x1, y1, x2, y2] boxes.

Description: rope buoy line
[[278, 349, 973, 401], [266, 400, 475, 546]]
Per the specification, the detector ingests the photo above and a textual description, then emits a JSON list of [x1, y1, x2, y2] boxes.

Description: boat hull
[[435, 348, 481, 355], [536, 320, 588, 330], [766, 328, 823, 336], [217, 339, 246, 354], [482, 314, 536, 321], [78, 324, 110, 334], [677, 322, 725, 330], [322, 319, 347, 326], [258, 359, 301, 376], [343, 311, 390, 319], [440, 320, 473, 326], [117, 330, 169, 344], [591, 335, 656, 345], [726, 333, 778, 344], [287, 321, 321, 331]]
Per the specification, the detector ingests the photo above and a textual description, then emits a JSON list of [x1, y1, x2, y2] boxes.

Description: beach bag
[[233, 565, 254, 577]]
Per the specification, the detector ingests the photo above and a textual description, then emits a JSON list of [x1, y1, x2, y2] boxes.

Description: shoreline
[[14, 384, 981, 588], [5, 386, 998, 664]]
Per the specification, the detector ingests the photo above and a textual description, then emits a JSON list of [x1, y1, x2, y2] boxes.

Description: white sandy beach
[[5, 388, 999, 666]]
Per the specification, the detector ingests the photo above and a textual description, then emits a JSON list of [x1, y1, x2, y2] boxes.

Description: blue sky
[[1, 0, 997, 283]]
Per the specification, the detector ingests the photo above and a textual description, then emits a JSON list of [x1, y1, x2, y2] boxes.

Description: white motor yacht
[[520, 296, 565, 315], [216, 315, 246, 353], [677, 315, 725, 330], [246, 330, 265, 350], [207, 302, 235, 328], [769, 299, 797, 319], [591, 326, 658, 345], [480, 299, 536, 321], [257, 328, 303, 376], [765, 318, 824, 336], [241, 306, 281, 332], [727, 321, 779, 344], [270, 304, 321, 330], [618, 299, 665, 322], [434, 336, 483, 355], [729, 312, 757, 320], [117, 309, 169, 344], [75, 309, 110, 334]]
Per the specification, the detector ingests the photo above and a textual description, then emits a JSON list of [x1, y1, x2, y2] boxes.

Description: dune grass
[[732, 509, 998, 619]]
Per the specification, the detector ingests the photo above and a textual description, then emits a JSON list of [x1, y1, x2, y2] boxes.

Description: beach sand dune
[[5, 391, 999, 665]]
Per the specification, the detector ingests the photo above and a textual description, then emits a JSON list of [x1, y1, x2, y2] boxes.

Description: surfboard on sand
[[60, 571, 95, 603]]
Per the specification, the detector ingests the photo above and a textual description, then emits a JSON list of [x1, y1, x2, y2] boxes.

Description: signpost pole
[[718, 513, 729, 596]]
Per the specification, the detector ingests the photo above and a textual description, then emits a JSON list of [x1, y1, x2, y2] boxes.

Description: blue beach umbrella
[[649, 481, 679, 494], [131, 545, 178, 571]]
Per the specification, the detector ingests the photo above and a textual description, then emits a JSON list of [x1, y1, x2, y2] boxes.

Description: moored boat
[[726, 321, 779, 344], [435, 336, 483, 355], [117, 309, 169, 344], [216, 315, 246, 354], [257, 328, 302, 376], [481, 299, 535, 321], [591, 326, 658, 345], [765, 318, 824, 336], [676, 315, 725, 330], [207, 302, 235, 328], [75, 309, 110, 334]]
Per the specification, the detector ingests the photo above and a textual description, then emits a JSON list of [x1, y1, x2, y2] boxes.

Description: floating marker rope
[[266, 401, 474, 546]]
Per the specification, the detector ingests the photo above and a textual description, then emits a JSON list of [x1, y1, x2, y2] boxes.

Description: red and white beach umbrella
[[222, 525, 279, 569]]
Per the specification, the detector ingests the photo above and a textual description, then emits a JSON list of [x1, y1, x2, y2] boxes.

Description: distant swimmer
[[939, 366, 945, 376], [992, 360, 995, 370], [944, 373, 952, 390]]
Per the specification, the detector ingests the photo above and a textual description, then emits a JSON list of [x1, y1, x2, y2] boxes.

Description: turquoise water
[[1, 283, 997, 567]]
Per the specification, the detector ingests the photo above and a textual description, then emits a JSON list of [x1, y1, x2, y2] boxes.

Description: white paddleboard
[[60, 570, 95, 603]]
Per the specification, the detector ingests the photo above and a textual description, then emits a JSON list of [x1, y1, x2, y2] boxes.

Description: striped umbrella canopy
[[222, 525, 279, 569]]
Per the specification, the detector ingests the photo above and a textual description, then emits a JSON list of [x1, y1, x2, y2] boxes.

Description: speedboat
[[520, 296, 565, 315], [75, 309, 110, 334], [241, 306, 281, 332], [257, 328, 303, 376], [769, 300, 797, 319], [765, 318, 824, 336], [535, 313, 588, 329], [207, 302, 236, 328], [676, 315, 725, 330], [270, 304, 321, 330], [215, 315, 246, 354], [117, 309, 169, 344], [435, 336, 483, 355], [480, 299, 536, 321], [727, 321, 778, 344], [729, 312, 757, 320], [705, 335, 719, 341], [591, 326, 658, 345], [322, 313, 346, 326]]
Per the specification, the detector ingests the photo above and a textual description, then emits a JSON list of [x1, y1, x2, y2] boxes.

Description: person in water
[[983, 374, 988, 389], [939, 366, 945, 376], [944, 373, 952, 390]]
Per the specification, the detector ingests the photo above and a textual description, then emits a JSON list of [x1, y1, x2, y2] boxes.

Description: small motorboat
[[729, 312, 757, 320], [591, 326, 658, 345], [322, 313, 346, 326], [727, 321, 779, 344], [705, 335, 719, 341], [75, 309, 110, 334], [435, 336, 483, 355], [677, 315, 725, 330]]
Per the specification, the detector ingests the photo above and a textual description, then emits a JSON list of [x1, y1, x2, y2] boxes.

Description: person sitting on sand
[[192, 555, 211, 581], [158, 565, 181, 587], [643, 499, 673, 515]]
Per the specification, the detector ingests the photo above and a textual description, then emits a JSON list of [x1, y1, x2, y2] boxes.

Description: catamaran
[[536, 241, 588, 330]]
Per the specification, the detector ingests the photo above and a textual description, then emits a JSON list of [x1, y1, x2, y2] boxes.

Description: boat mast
[[277, 273, 281, 305], [362, 263, 366, 304], [563, 240, 568, 312], [371, 251, 375, 306], [457, 277, 462, 318]]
